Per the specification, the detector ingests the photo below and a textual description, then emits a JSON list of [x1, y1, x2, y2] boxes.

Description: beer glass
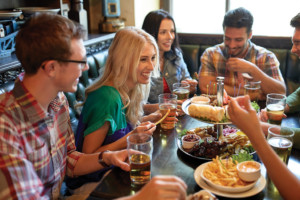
[[266, 93, 286, 125], [267, 126, 294, 164], [158, 93, 177, 130], [244, 81, 261, 102], [172, 83, 190, 100], [266, 126, 294, 195], [127, 133, 153, 186]]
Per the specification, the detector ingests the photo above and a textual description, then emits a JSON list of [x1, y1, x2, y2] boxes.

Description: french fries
[[203, 156, 249, 187]]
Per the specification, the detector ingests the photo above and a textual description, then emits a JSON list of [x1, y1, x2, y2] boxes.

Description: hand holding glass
[[172, 83, 190, 100], [127, 134, 153, 186], [158, 93, 177, 130], [266, 93, 286, 125]]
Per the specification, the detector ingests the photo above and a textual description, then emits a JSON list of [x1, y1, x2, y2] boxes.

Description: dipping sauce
[[238, 162, 260, 172], [191, 96, 210, 105], [183, 134, 200, 142]]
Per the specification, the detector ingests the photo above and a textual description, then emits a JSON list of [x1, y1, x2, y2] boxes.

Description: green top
[[286, 87, 300, 150], [81, 86, 127, 137]]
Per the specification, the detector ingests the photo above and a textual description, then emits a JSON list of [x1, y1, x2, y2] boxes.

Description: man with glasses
[[198, 7, 286, 99], [0, 13, 187, 199]]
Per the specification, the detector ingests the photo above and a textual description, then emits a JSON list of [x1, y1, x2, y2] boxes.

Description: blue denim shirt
[[148, 49, 191, 103]]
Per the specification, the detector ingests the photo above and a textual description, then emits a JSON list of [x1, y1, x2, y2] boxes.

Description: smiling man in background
[[199, 7, 286, 99]]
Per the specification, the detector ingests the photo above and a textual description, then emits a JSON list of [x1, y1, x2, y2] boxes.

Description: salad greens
[[251, 101, 260, 113], [232, 152, 254, 163], [179, 129, 188, 138]]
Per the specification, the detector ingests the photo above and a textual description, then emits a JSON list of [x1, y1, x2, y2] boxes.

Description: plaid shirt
[[0, 76, 83, 199], [200, 41, 284, 88]]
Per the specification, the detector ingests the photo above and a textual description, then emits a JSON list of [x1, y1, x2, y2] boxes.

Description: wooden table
[[87, 114, 300, 200]]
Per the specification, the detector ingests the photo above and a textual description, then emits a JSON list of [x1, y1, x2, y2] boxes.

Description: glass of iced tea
[[127, 133, 153, 186], [266, 93, 286, 125], [244, 81, 261, 101], [172, 83, 190, 100], [158, 93, 177, 130], [266, 126, 294, 196]]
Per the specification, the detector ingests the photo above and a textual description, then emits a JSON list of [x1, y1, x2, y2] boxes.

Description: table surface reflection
[[88, 114, 300, 200]]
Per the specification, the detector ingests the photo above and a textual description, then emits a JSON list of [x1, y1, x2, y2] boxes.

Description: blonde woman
[[76, 27, 160, 155], [66, 27, 161, 189]]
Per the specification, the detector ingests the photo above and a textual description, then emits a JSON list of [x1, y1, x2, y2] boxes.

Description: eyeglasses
[[56, 58, 87, 69]]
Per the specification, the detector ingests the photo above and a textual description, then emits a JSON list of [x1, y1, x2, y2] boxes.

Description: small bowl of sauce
[[237, 161, 261, 182], [191, 96, 210, 105], [181, 134, 200, 151]]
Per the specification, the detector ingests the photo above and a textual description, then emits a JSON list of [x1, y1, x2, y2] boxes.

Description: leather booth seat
[[64, 49, 109, 132]]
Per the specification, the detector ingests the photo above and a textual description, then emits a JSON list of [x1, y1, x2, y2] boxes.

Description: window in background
[[172, 0, 300, 36], [172, 0, 226, 34]]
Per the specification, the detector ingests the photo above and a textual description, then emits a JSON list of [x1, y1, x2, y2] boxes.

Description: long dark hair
[[142, 9, 180, 57]]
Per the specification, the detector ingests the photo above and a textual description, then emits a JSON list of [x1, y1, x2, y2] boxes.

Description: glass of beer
[[266, 93, 286, 125], [172, 83, 190, 100], [244, 81, 261, 102], [266, 126, 294, 196], [127, 133, 153, 186], [158, 93, 177, 130]]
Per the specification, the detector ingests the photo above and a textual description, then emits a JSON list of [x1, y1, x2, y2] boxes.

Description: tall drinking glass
[[266, 93, 286, 125], [172, 83, 190, 101], [266, 126, 294, 196], [244, 81, 261, 102], [127, 133, 153, 186], [158, 93, 177, 130]]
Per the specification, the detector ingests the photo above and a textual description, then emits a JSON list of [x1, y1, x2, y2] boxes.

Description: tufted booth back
[[64, 49, 109, 131]]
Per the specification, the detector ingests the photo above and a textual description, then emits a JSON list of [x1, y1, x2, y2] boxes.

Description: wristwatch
[[98, 150, 110, 168]]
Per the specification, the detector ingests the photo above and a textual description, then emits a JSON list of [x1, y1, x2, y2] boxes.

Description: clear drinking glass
[[244, 81, 261, 102], [158, 93, 177, 130], [127, 133, 153, 186], [172, 83, 190, 100], [266, 93, 286, 125], [266, 126, 294, 196]]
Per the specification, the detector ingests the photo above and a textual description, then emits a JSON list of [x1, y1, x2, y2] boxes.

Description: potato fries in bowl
[[201, 157, 258, 193]]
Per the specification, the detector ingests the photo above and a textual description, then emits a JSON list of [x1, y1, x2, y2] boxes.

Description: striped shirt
[[0, 76, 82, 199], [200, 41, 284, 88]]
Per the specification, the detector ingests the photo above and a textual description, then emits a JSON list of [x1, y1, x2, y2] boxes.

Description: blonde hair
[[83, 27, 159, 126]]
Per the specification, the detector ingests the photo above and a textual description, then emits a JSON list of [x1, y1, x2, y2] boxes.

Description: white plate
[[182, 99, 232, 125], [194, 162, 266, 198], [201, 167, 257, 193]]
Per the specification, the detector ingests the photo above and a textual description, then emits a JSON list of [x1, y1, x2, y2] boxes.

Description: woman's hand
[[182, 79, 198, 95], [142, 110, 162, 123], [228, 95, 263, 140], [177, 100, 185, 116], [132, 121, 156, 135], [131, 176, 187, 200]]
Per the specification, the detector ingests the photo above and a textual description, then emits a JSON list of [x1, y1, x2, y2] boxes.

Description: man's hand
[[104, 150, 130, 172], [226, 58, 256, 74]]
